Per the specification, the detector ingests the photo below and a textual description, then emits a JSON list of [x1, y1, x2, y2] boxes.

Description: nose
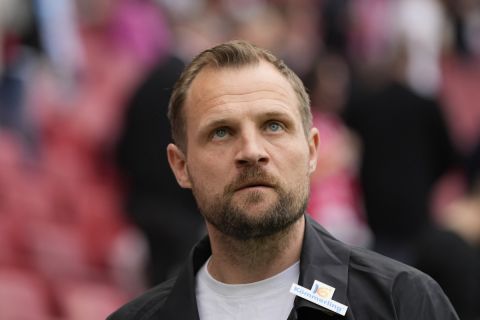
[[235, 130, 269, 168]]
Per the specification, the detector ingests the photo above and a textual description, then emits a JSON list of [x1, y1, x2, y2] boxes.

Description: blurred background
[[1, 0, 480, 319]]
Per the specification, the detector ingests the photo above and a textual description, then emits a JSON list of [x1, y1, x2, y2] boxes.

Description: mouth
[[235, 182, 274, 191]]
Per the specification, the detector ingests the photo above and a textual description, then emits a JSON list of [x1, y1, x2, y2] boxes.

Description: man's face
[[168, 61, 319, 240]]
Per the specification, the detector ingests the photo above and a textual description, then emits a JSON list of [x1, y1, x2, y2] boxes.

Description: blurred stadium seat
[[0, 267, 52, 320]]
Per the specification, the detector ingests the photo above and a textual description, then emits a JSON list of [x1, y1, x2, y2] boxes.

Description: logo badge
[[290, 281, 348, 316]]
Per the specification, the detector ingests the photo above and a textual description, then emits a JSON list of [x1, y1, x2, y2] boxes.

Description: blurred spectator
[[115, 54, 204, 286], [348, 0, 392, 72], [391, 0, 447, 97], [343, 37, 478, 318], [441, 141, 480, 247], [306, 52, 371, 247], [442, 0, 480, 59], [440, 54, 480, 154], [344, 70, 458, 259], [320, 0, 351, 56], [0, 0, 41, 155], [436, 140, 480, 319], [35, 0, 84, 95]]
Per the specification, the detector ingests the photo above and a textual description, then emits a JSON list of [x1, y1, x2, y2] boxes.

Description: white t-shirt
[[196, 259, 300, 320]]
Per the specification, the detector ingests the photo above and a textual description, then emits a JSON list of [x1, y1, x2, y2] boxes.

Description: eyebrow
[[260, 110, 293, 120], [198, 118, 233, 139]]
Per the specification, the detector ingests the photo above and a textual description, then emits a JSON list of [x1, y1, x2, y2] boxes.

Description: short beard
[[192, 166, 309, 241]]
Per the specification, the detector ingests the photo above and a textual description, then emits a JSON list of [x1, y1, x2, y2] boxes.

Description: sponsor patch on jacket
[[290, 282, 348, 316]]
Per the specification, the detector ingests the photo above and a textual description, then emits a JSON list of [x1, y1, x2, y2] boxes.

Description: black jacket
[[108, 215, 458, 319]]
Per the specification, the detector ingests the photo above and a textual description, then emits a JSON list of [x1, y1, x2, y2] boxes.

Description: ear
[[307, 127, 320, 175], [167, 143, 192, 189]]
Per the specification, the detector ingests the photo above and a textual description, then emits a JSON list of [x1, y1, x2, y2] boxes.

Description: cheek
[[271, 150, 310, 191], [187, 155, 229, 193], [278, 144, 310, 173]]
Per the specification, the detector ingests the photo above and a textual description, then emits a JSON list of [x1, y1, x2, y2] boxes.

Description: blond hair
[[168, 40, 311, 151]]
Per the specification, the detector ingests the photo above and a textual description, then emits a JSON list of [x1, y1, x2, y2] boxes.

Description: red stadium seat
[[0, 268, 52, 320]]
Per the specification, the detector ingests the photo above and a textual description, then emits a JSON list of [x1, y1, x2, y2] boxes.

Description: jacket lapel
[[293, 216, 352, 319]]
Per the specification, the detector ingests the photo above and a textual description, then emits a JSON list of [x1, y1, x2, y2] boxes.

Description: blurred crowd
[[1, 0, 480, 319]]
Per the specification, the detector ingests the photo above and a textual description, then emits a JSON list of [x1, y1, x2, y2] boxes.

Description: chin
[[235, 188, 277, 205]]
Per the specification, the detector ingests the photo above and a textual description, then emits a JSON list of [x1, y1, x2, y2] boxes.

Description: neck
[[206, 216, 305, 284]]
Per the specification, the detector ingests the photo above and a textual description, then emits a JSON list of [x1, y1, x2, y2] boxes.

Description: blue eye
[[267, 121, 283, 132], [213, 128, 229, 139]]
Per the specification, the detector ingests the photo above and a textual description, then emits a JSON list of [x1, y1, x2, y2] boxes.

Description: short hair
[[168, 40, 312, 151]]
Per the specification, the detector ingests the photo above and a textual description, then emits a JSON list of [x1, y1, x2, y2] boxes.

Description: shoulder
[[309, 217, 426, 283], [349, 244, 417, 280], [307, 219, 457, 318], [332, 233, 440, 293], [107, 278, 176, 320], [345, 242, 457, 318]]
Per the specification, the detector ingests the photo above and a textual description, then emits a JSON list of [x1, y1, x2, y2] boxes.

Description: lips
[[235, 181, 274, 191]]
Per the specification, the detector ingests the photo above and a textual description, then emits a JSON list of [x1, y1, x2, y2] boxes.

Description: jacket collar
[[158, 215, 351, 319], [158, 235, 211, 319], [294, 215, 351, 318]]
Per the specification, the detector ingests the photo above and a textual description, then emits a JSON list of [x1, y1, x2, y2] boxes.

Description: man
[[108, 40, 458, 319]]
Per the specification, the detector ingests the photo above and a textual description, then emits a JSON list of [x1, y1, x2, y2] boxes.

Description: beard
[[191, 166, 309, 241]]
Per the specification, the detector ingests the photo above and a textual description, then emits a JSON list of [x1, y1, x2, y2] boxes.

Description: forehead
[[184, 61, 299, 119]]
